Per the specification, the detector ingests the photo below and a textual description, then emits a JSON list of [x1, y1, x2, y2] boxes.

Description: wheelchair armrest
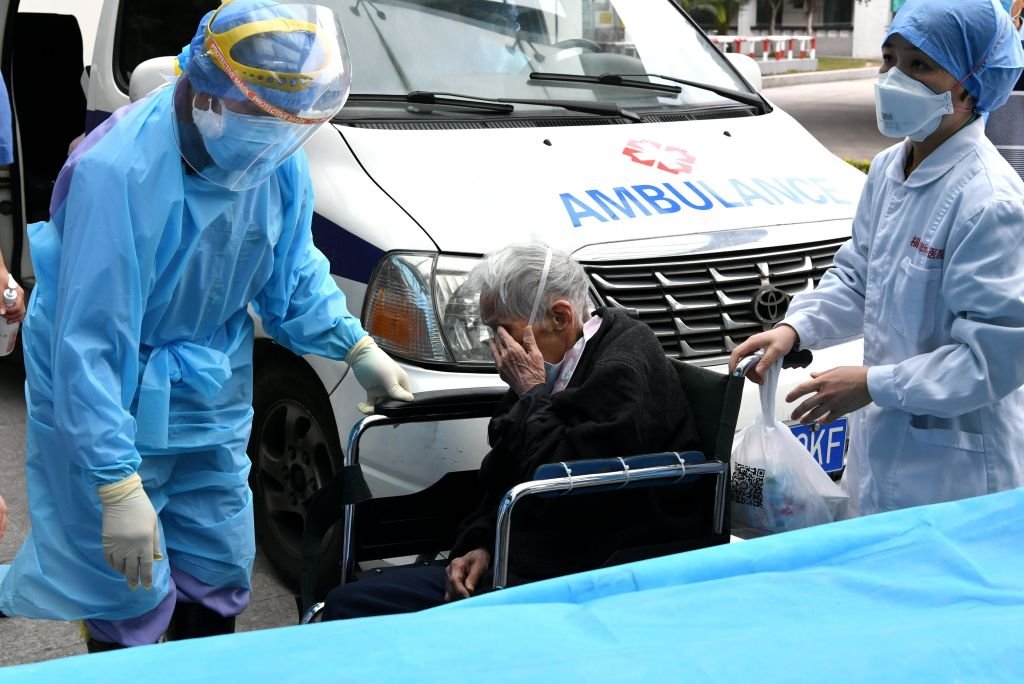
[[374, 387, 508, 421], [532, 451, 707, 489], [529, 451, 718, 498]]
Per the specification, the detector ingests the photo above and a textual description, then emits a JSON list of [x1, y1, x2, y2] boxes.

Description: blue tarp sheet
[[5, 488, 1024, 682]]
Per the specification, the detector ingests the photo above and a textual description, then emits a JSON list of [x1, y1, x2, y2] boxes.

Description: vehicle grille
[[584, 238, 845, 366]]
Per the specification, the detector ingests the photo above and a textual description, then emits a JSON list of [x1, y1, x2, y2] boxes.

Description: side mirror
[[129, 57, 177, 103], [725, 52, 762, 92]]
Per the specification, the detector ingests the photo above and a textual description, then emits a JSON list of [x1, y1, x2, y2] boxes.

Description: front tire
[[248, 353, 345, 593]]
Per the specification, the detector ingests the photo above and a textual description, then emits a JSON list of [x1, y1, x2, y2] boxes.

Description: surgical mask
[[193, 96, 294, 172], [208, 108, 293, 172], [874, 67, 968, 142], [544, 359, 564, 388]]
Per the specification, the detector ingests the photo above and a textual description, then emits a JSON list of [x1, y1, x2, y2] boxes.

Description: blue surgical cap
[[887, 0, 1024, 113], [178, 0, 349, 117]]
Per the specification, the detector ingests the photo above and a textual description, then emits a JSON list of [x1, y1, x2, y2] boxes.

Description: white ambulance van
[[0, 0, 864, 586]]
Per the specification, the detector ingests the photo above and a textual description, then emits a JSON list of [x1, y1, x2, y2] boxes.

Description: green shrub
[[844, 158, 870, 174]]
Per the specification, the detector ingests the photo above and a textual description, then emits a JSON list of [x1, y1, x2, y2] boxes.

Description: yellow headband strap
[[206, 17, 329, 93], [203, 36, 332, 125]]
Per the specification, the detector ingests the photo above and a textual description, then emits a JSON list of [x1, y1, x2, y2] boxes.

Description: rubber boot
[[166, 602, 236, 640], [86, 638, 127, 653]]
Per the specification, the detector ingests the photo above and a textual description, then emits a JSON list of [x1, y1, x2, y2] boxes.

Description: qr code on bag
[[731, 463, 766, 507]]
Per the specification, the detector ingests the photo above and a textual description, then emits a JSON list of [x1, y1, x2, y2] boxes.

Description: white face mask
[[874, 67, 958, 142], [543, 358, 564, 388]]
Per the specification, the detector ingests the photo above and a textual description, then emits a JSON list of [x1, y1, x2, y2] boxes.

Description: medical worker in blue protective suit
[[0, 72, 11, 167], [731, 0, 1024, 517], [0, 0, 412, 650]]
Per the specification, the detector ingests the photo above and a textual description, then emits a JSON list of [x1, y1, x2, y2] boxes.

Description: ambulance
[[0, 0, 864, 586]]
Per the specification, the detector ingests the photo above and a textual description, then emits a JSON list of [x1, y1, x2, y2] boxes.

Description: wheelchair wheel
[[248, 351, 344, 593]]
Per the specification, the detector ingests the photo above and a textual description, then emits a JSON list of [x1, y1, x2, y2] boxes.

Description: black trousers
[[322, 565, 448, 621]]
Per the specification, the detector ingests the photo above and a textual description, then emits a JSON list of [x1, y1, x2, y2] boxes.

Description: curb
[[761, 66, 879, 89]]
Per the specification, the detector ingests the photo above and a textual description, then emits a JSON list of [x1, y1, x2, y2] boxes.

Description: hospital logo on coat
[[752, 286, 791, 327], [622, 139, 696, 174]]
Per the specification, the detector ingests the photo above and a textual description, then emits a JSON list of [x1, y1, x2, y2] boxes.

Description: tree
[[803, 0, 820, 34], [687, 0, 747, 34], [766, 0, 785, 33]]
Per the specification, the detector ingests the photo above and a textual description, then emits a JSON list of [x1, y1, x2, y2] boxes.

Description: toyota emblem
[[752, 286, 791, 326]]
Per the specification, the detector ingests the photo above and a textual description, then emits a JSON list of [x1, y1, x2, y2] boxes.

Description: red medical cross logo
[[622, 139, 696, 174]]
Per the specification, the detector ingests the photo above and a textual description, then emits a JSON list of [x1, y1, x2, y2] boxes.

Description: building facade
[[735, 0, 893, 59]]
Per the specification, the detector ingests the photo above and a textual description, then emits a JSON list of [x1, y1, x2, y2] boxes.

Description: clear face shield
[[174, 3, 351, 191], [526, 247, 553, 328]]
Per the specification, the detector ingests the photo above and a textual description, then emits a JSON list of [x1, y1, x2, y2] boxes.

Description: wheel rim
[[253, 398, 336, 558]]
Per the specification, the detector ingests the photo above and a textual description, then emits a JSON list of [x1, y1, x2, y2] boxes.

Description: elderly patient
[[323, 244, 702, 620]]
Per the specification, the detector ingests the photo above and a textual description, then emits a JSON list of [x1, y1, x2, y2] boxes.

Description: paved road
[[0, 76, 885, 669], [766, 77, 891, 162]]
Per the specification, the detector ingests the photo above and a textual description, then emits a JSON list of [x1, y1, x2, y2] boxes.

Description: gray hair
[[468, 243, 590, 327]]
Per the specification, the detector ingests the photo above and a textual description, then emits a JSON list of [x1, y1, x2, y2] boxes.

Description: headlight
[[363, 252, 494, 369]]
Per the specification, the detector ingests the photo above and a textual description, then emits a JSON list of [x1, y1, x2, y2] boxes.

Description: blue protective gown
[[784, 119, 1024, 516], [0, 72, 12, 165], [0, 84, 367, 620]]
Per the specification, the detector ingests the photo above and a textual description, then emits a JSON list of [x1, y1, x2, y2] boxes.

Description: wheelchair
[[297, 349, 811, 624]]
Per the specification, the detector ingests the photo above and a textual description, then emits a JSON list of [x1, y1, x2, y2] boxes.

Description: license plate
[[789, 418, 848, 473]]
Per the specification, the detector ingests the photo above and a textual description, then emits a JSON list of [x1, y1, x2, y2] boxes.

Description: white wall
[[737, 0, 756, 35], [851, 0, 890, 59], [18, 0, 103, 64]]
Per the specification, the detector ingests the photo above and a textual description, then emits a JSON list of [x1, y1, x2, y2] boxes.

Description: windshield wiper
[[529, 72, 770, 113], [346, 91, 642, 122], [347, 92, 514, 114], [529, 72, 682, 95]]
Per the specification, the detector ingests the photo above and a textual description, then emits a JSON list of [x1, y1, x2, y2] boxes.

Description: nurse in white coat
[[730, 0, 1024, 516]]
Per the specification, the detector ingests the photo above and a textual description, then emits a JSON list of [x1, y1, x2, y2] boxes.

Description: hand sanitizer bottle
[[0, 274, 20, 357]]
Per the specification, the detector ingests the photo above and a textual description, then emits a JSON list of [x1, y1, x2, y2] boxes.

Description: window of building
[[823, 0, 854, 25]]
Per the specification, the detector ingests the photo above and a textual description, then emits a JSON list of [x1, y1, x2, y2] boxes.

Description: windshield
[[309, 0, 751, 111]]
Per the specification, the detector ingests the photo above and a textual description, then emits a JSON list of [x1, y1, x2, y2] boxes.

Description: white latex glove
[[347, 336, 414, 415], [97, 472, 163, 590]]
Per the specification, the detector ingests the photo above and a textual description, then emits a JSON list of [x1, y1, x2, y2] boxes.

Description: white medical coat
[[784, 120, 1024, 515]]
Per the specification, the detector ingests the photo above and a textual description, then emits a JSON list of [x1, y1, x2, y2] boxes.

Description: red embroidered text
[[910, 236, 944, 260]]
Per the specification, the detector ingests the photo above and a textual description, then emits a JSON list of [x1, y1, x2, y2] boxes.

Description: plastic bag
[[731, 359, 849, 533]]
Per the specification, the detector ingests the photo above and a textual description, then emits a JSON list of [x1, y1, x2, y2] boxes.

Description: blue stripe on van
[[311, 213, 384, 284]]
